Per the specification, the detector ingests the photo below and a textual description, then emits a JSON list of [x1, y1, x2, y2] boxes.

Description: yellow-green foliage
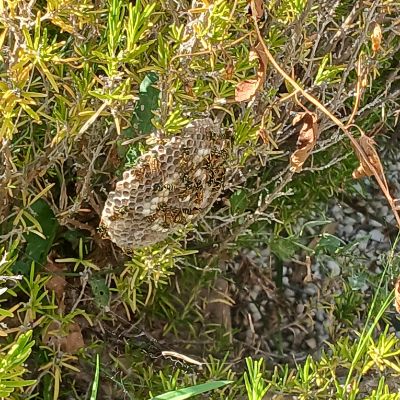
[[1, 0, 400, 399]]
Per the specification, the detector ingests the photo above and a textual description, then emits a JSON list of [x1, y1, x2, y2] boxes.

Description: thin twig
[[251, 12, 400, 228]]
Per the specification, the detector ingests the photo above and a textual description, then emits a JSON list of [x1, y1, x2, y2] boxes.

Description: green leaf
[[12, 199, 58, 275], [90, 354, 100, 400], [315, 233, 345, 255], [89, 276, 110, 307], [230, 189, 249, 214], [129, 72, 160, 136], [151, 380, 232, 400], [270, 235, 299, 261], [0, 331, 36, 396], [299, 219, 332, 236], [0, 308, 14, 318]]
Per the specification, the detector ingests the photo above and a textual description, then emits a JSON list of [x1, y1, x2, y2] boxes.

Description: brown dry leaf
[[45, 257, 67, 312], [352, 135, 384, 181], [224, 60, 234, 80], [43, 321, 85, 353], [395, 277, 400, 313], [235, 79, 260, 101], [371, 23, 382, 53], [65, 322, 85, 353], [290, 112, 319, 172], [235, 42, 267, 102], [258, 127, 269, 144], [250, 0, 264, 19]]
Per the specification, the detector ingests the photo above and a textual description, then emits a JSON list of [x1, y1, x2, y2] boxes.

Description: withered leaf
[[258, 127, 269, 144], [352, 135, 383, 181], [250, 0, 264, 19], [64, 322, 85, 353], [371, 23, 382, 53], [224, 60, 234, 80], [290, 112, 319, 172], [235, 42, 267, 102], [43, 320, 85, 353], [235, 79, 261, 102], [45, 258, 67, 312]]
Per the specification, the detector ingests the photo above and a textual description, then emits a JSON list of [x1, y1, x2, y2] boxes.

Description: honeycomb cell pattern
[[100, 118, 230, 251]]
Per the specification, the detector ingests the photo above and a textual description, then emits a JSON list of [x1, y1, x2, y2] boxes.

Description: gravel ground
[[227, 151, 400, 362]]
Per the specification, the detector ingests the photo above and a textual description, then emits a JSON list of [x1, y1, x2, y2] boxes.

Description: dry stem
[[251, 14, 400, 228]]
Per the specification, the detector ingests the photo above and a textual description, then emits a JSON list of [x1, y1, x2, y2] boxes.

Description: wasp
[[153, 183, 163, 192], [133, 167, 145, 181], [172, 211, 186, 224], [97, 222, 109, 239], [181, 207, 199, 215], [179, 156, 191, 169], [147, 154, 161, 174], [211, 148, 229, 159], [145, 213, 159, 224], [108, 205, 129, 221], [157, 202, 168, 211], [153, 183, 175, 192], [122, 247, 134, 256], [193, 178, 202, 190], [161, 209, 175, 228], [194, 190, 204, 206], [114, 205, 129, 216], [203, 155, 214, 170], [181, 174, 194, 190]]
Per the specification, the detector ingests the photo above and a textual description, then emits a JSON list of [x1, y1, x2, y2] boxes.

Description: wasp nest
[[100, 118, 230, 251]]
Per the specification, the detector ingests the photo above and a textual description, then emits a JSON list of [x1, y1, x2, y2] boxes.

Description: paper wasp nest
[[99, 119, 230, 251]]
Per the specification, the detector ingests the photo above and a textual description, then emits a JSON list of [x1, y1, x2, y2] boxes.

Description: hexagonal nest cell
[[99, 118, 230, 251]]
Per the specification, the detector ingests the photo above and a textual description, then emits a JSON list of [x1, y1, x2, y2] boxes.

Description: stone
[[370, 229, 385, 243], [305, 337, 317, 349], [327, 260, 341, 277]]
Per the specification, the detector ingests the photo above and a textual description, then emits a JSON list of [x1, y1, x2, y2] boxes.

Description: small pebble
[[296, 303, 305, 314], [248, 303, 262, 322], [343, 216, 356, 225], [305, 337, 317, 349], [358, 239, 369, 252], [327, 260, 341, 277], [369, 219, 382, 228], [355, 229, 368, 240], [370, 229, 385, 243], [304, 283, 318, 296], [344, 224, 354, 236], [284, 288, 295, 298], [316, 309, 325, 322]]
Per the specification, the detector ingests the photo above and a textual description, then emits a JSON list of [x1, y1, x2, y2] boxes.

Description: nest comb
[[99, 118, 230, 251]]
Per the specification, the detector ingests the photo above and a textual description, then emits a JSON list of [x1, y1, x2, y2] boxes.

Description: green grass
[[0, 0, 400, 398]]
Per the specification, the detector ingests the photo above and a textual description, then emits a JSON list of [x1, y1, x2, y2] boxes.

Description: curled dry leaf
[[64, 322, 85, 353], [235, 41, 267, 102], [371, 23, 382, 53], [395, 277, 400, 313], [258, 127, 269, 144], [43, 320, 85, 353], [224, 60, 234, 80], [45, 257, 67, 312], [352, 135, 384, 181], [235, 79, 260, 101], [250, 0, 264, 19], [290, 112, 319, 172]]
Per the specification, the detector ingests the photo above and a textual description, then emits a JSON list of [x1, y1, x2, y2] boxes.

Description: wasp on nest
[[99, 118, 230, 252]]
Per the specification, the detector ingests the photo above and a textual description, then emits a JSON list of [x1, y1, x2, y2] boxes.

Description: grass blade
[[151, 380, 232, 400], [90, 354, 100, 400]]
